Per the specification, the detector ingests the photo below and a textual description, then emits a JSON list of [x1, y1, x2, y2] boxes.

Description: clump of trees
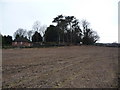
[[2, 35, 12, 46], [45, 25, 58, 42], [32, 31, 42, 42], [44, 15, 99, 45], [13, 21, 46, 43], [2, 14, 99, 47], [81, 20, 99, 45]]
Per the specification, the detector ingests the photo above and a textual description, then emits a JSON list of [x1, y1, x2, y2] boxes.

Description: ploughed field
[[2, 46, 118, 88]]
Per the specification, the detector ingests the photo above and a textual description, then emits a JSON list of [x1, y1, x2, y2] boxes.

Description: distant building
[[12, 37, 32, 47]]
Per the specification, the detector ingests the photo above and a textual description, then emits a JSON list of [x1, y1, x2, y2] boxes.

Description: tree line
[[2, 14, 100, 46]]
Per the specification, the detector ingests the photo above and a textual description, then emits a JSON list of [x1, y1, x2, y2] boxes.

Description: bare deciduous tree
[[32, 21, 41, 32], [39, 25, 47, 42], [81, 20, 99, 45], [39, 25, 47, 37], [27, 30, 33, 41], [81, 19, 90, 30], [14, 28, 27, 39]]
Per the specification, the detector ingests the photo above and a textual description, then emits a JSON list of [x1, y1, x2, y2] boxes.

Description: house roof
[[13, 37, 31, 42]]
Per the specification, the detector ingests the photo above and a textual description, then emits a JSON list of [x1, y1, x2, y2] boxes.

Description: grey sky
[[0, 0, 119, 43]]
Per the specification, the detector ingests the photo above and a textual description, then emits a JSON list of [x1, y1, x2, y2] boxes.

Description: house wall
[[12, 42, 32, 47]]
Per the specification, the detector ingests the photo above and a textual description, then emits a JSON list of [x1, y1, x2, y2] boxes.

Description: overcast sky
[[0, 0, 119, 43]]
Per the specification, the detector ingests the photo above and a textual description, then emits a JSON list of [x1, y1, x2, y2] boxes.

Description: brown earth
[[2, 46, 118, 88]]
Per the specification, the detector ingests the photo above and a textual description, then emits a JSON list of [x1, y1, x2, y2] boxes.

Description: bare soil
[[2, 46, 118, 88]]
